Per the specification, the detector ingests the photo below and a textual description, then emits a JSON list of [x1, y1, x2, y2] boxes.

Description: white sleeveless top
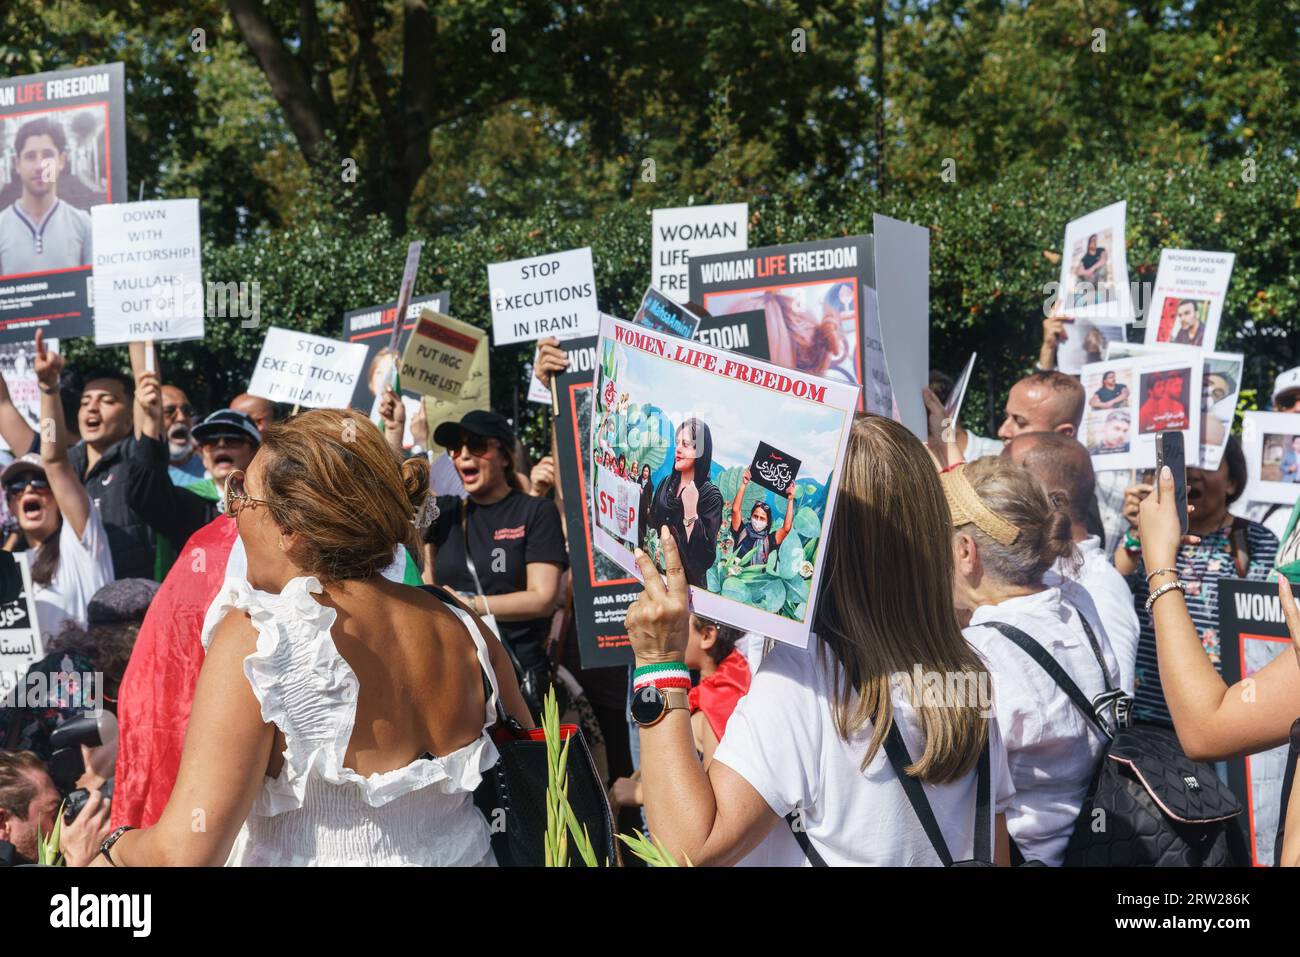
[[202, 576, 500, 867]]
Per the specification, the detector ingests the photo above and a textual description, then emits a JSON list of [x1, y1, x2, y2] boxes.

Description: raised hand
[[33, 329, 63, 389], [625, 525, 690, 665]]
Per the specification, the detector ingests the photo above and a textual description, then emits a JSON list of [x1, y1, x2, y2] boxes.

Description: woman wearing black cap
[[3, 331, 114, 641], [425, 410, 567, 717]]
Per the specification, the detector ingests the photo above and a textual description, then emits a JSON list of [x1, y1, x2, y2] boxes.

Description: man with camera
[[0, 749, 110, 866]]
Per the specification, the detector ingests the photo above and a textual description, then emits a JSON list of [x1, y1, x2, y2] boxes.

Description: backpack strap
[[882, 722, 992, 866], [983, 621, 1115, 741]]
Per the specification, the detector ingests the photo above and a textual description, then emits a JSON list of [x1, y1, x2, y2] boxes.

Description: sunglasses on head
[[223, 468, 272, 518], [5, 477, 49, 497]]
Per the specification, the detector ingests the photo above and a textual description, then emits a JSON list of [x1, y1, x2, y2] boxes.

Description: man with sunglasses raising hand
[[1, 329, 113, 642]]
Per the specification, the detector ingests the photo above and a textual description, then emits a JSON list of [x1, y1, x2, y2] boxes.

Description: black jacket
[[126, 435, 221, 560], [69, 436, 156, 580]]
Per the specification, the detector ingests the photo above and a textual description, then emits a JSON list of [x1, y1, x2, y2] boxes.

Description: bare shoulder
[[207, 607, 259, 660]]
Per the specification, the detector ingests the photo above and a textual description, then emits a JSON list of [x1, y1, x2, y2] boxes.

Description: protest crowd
[[2, 56, 1299, 876]]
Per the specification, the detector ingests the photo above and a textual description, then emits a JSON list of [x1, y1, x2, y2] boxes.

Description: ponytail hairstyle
[[957, 455, 1078, 585]]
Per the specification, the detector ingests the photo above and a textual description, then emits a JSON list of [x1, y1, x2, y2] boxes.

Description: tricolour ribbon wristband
[[633, 662, 690, 690]]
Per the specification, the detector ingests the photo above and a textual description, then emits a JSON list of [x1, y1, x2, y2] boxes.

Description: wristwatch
[[630, 684, 690, 728]]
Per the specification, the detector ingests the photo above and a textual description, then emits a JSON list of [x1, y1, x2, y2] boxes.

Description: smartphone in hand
[[1156, 431, 1188, 536]]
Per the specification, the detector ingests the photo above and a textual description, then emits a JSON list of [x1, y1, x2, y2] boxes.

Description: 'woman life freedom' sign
[[92, 198, 204, 345]]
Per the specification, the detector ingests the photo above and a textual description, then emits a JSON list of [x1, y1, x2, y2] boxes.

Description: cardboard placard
[[1218, 579, 1293, 866], [631, 286, 703, 339], [0, 552, 42, 706], [589, 313, 856, 648], [92, 198, 203, 345], [246, 326, 369, 409], [487, 246, 598, 345], [651, 203, 748, 302], [1244, 411, 1300, 507], [0, 63, 128, 342], [1056, 201, 1135, 372], [1143, 249, 1235, 350], [398, 308, 486, 401], [555, 311, 771, 669]]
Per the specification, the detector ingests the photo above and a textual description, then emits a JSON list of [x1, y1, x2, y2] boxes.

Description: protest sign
[[1143, 249, 1235, 351], [945, 352, 977, 424], [1056, 201, 1133, 372], [1132, 353, 1201, 470], [556, 311, 771, 668], [1106, 342, 1238, 470], [651, 203, 747, 303], [689, 235, 873, 395], [748, 441, 801, 496], [487, 246, 598, 345], [631, 286, 703, 339], [342, 291, 449, 406], [1082, 349, 1201, 470], [0, 553, 42, 707], [91, 198, 203, 345], [1243, 411, 1300, 507], [421, 335, 491, 449], [589, 313, 856, 647], [1081, 358, 1137, 471], [246, 326, 369, 409], [397, 308, 485, 402], [0, 63, 127, 342], [0, 338, 56, 452], [873, 214, 930, 440], [387, 242, 423, 348], [1218, 579, 1292, 866]]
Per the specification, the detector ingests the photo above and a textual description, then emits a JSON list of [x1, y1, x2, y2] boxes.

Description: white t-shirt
[[1045, 535, 1139, 695], [963, 432, 1004, 462], [32, 505, 115, 642], [963, 586, 1119, 866], [714, 635, 1014, 866]]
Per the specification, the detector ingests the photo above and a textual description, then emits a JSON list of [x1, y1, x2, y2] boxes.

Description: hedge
[[61, 150, 1300, 459]]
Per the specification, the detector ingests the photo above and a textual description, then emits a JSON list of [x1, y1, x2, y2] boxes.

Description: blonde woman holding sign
[[627, 414, 1013, 866]]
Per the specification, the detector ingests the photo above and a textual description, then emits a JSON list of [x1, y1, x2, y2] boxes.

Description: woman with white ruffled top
[[92, 409, 533, 867]]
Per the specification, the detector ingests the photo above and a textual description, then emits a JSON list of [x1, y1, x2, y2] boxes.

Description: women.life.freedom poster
[[557, 312, 770, 668], [587, 313, 856, 647], [1055, 201, 1135, 373], [687, 236, 893, 415]]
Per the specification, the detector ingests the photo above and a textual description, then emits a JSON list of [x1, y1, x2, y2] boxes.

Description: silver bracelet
[[1145, 579, 1186, 613]]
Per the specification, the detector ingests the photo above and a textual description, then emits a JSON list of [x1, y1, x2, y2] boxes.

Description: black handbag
[[473, 691, 620, 867], [986, 618, 1249, 867], [421, 586, 617, 866]]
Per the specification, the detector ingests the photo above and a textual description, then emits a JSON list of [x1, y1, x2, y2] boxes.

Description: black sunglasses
[[163, 403, 196, 418], [5, 477, 50, 496], [447, 432, 493, 456]]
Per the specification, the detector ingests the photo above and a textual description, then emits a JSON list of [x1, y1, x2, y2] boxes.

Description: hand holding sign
[[748, 441, 801, 496], [626, 527, 691, 666]]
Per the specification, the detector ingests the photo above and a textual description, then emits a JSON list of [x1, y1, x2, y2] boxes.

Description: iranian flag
[[112, 515, 421, 829]]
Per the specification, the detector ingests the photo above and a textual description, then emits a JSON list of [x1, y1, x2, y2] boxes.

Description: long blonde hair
[[816, 414, 989, 783]]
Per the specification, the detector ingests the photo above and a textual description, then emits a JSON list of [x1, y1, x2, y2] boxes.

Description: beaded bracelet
[[1145, 579, 1186, 613]]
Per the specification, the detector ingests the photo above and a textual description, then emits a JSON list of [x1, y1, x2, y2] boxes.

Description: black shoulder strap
[[784, 811, 828, 866], [882, 722, 992, 866], [419, 584, 515, 732], [983, 621, 1113, 740]]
